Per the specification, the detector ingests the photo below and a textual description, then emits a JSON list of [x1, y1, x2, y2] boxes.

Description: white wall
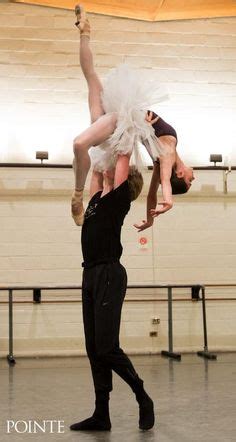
[[0, 167, 235, 356], [0, 2, 236, 165], [0, 2, 236, 356]]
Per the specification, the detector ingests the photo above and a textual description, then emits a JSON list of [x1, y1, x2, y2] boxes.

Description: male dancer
[[70, 156, 155, 432]]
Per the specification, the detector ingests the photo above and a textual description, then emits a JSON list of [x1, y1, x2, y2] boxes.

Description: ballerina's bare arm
[[146, 112, 177, 217], [174, 151, 186, 177], [150, 146, 176, 217], [133, 161, 161, 232]]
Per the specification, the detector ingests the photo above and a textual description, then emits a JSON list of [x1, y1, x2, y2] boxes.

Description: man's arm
[[89, 170, 103, 199], [114, 154, 130, 189], [90, 152, 130, 199]]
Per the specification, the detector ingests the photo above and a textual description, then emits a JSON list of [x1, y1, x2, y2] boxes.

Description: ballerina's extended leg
[[72, 5, 110, 225], [72, 112, 117, 225]]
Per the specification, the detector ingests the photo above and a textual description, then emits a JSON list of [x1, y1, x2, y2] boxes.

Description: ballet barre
[[0, 283, 217, 365]]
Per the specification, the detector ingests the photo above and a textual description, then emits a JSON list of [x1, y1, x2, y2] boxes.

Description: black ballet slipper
[[70, 415, 111, 431], [138, 394, 155, 431]]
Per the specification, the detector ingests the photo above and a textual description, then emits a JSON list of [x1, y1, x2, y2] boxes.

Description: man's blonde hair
[[127, 166, 144, 201]]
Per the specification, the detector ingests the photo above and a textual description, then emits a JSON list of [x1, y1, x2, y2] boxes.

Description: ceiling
[[12, 0, 236, 21]]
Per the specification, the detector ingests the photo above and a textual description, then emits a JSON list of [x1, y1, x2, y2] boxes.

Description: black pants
[[82, 262, 141, 395]]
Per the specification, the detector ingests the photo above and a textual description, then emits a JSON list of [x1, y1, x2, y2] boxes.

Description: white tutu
[[91, 64, 168, 171], [89, 144, 116, 172]]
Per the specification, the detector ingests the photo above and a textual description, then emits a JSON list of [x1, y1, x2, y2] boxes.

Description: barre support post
[[197, 286, 217, 360], [161, 287, 181, 360], [7, 289, 15, 365]]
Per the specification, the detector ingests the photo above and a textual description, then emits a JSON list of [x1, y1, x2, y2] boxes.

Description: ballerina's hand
[[145, 111, 159, 126], [150, 201, 173, 217], [133, 220, 153, 232]]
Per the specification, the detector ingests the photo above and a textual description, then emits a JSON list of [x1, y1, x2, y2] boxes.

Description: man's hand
[[145, 111, 159, 126], [133, 219, 153, 232], [150, 201, 173, 217]]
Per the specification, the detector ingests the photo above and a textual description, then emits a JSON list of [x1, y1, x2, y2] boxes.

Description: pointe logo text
[[6, 420, 65, 433]]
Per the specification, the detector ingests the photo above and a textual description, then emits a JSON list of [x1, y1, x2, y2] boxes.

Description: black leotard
[[148, 111, 177, 142]]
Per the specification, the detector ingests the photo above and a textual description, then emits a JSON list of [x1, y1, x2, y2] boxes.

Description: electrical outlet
[[149, 331, 158, 337], [152, 318, 160, 324]]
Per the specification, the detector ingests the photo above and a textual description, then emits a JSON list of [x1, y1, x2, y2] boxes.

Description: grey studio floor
[[1, 354, 236, 442]]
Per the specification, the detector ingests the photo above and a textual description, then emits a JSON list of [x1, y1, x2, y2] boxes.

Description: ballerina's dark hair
[[170, 169, 189, 195]]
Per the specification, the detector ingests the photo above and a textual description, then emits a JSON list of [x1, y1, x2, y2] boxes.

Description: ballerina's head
[[171, 166, 195, 194]]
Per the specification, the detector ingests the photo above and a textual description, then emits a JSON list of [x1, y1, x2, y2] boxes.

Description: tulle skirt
[[89, 64, 168, 171]]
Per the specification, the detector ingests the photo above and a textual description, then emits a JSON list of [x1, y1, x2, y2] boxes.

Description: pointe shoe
[[80, 19, 90, 37], [71, 189, 84, 226], [74, 4, 86, 31]]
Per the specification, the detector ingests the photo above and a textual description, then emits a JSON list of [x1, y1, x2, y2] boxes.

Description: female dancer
[[71, 5, 194, 229]]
